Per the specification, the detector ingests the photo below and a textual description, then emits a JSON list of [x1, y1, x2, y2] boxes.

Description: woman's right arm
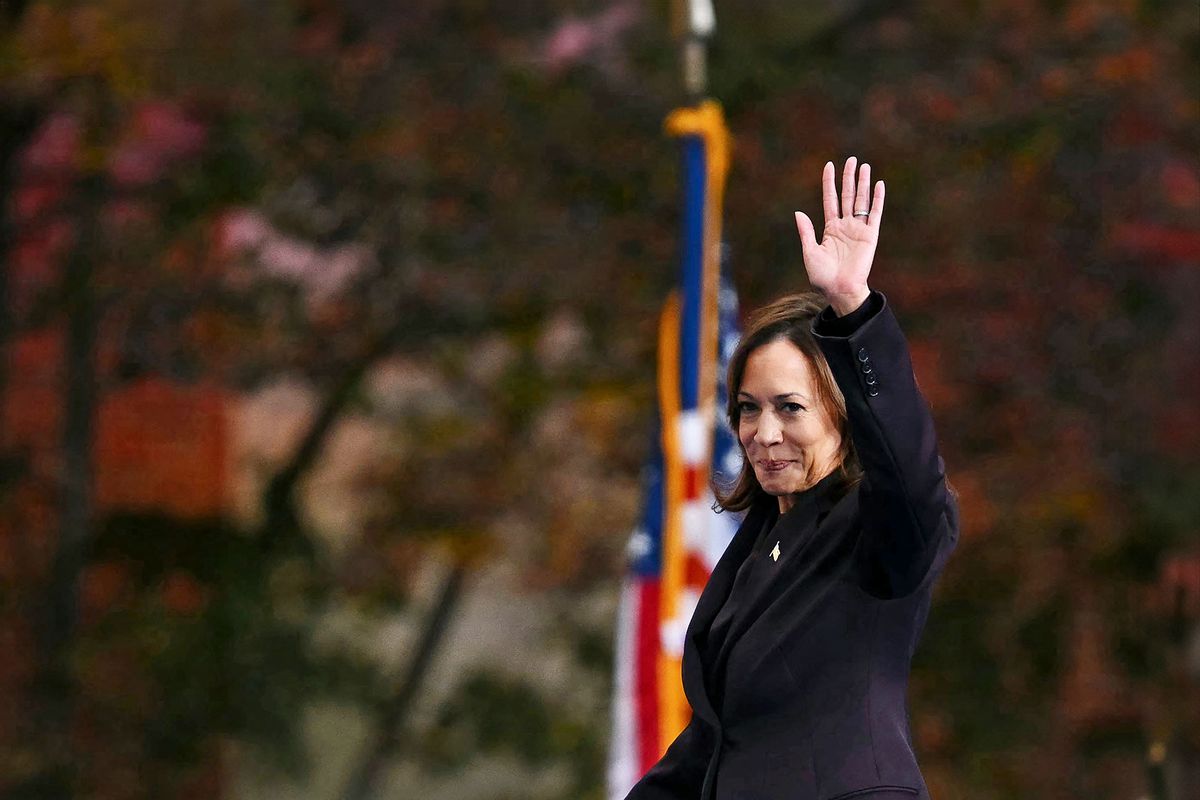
[[796, 157, 956, 597], [624, 715, 713, 800]]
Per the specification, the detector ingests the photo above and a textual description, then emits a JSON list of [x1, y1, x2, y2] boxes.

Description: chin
[[755, 474, 797, 497]]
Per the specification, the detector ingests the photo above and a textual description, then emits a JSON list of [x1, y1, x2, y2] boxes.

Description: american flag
[[607, 102, 739, 798]]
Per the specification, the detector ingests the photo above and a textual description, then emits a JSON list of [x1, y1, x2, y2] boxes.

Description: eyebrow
[[737, 391, 811, 403]]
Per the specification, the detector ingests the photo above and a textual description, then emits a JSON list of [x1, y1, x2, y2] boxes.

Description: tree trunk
[[340, 564, 466, 800], [24, 76, 112, 796], [0, 101, 45, 441], [30, 164, 102, 798]]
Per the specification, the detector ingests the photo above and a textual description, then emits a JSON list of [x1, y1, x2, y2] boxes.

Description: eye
[[780, 402, 805, 414], [737, 401, 759, 416]]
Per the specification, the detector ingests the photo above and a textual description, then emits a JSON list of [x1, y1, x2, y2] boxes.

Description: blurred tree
[[0, 0, 445, 795]]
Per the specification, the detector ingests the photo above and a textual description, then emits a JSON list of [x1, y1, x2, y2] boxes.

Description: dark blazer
[[626, 292, 959, 800]]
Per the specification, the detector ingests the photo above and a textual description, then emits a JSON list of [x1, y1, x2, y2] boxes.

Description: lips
[[759, 460, 792, 472]]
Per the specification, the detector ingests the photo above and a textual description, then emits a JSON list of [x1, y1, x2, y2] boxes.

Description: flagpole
[[677, 0, 714, 101], [656, 0, 730, 748]]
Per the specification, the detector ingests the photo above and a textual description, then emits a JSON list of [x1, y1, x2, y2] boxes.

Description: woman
[[626, 158, 958, 800]]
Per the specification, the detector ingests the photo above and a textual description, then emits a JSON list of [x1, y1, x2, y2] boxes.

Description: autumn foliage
[[0, 1, 1197, 799]]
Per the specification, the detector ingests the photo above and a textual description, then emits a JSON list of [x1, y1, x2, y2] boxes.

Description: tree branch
[[258, 295, 486, 553]]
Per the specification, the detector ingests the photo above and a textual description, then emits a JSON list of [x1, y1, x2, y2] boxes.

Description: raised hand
[[793, 157, 885, 316]]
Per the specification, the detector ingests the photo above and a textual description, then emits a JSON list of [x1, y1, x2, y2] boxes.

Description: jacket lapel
[[716, 478, 851, 661], [681, 479, 849, 729], [681, 476, 851, 725], [680, 501, 772, 726]]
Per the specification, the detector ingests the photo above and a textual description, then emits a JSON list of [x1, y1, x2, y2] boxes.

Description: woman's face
[[736, 337, 842, 513]]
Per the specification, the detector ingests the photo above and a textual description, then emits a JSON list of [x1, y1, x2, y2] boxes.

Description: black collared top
[[700, 471, 849, 715]]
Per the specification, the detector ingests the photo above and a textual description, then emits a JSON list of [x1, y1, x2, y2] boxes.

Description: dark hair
[[715, 293, 862, 512]]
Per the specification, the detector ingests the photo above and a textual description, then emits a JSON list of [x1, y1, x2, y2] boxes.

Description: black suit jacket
[[626, 292, 959, 800]]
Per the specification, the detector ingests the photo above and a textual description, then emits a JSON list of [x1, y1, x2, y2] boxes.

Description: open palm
[[794, 157, 885, 315]]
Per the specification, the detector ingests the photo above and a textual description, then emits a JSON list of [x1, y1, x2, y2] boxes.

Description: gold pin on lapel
[[770, 541, 781, 562]]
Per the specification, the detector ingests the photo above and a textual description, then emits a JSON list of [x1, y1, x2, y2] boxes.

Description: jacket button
[[861, 363, 873, 374], [867, 386, 880, 396], [865, 374, 878, 386], [857, 347, 869, 362]]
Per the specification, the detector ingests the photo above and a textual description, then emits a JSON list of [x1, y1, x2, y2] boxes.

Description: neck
[[776, 465, 839, 514]]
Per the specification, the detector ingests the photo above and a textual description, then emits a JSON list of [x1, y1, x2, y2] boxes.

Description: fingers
[[840, 156, 857, 219], [867, 180, 885, 227], [819, 157, 882, 225], [794, 211, 818, 252], [821, 161, 838, 223], [854, 162, 871, 217]]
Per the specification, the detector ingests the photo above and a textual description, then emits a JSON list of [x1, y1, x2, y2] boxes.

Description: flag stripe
[[677, 135, 707, 409], [634, 579, 662, 773], [684, 554, 709, 588], [607, 579, 639, 794]]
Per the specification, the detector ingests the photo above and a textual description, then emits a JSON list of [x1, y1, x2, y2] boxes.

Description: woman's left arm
[[795, 158, 958, 597]]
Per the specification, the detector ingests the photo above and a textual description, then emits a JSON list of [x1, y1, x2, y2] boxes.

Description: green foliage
[[162, 127, 265, 229], [1016, 594, 1068, 684], [419, 670, 605, 800], [83, 513, 385, 778]]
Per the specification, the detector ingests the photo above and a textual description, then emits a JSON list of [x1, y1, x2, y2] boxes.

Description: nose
[[753, 411, 783, 447]]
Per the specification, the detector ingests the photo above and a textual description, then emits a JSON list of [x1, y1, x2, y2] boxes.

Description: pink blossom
[[544, 20, 594, 67], [21, 112, 80, 174], [541, 2, 639, 74], [259, 236, 321, 278], [12, 184, 67, 224], [217, 209, 369, 305], [216, 209, 272, 254], [133, 102, 207, 156], [109, 101, 208, 186]]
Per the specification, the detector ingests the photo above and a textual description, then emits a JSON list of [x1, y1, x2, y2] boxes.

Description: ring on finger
[[853, 210, 869, 218]]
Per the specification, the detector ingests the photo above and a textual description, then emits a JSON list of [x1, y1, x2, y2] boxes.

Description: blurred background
[[1, 1, 1198, 798]]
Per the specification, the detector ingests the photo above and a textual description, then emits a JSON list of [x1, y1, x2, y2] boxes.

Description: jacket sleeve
[[624, 715, 714, 800], [812, 290, 958, 597]]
